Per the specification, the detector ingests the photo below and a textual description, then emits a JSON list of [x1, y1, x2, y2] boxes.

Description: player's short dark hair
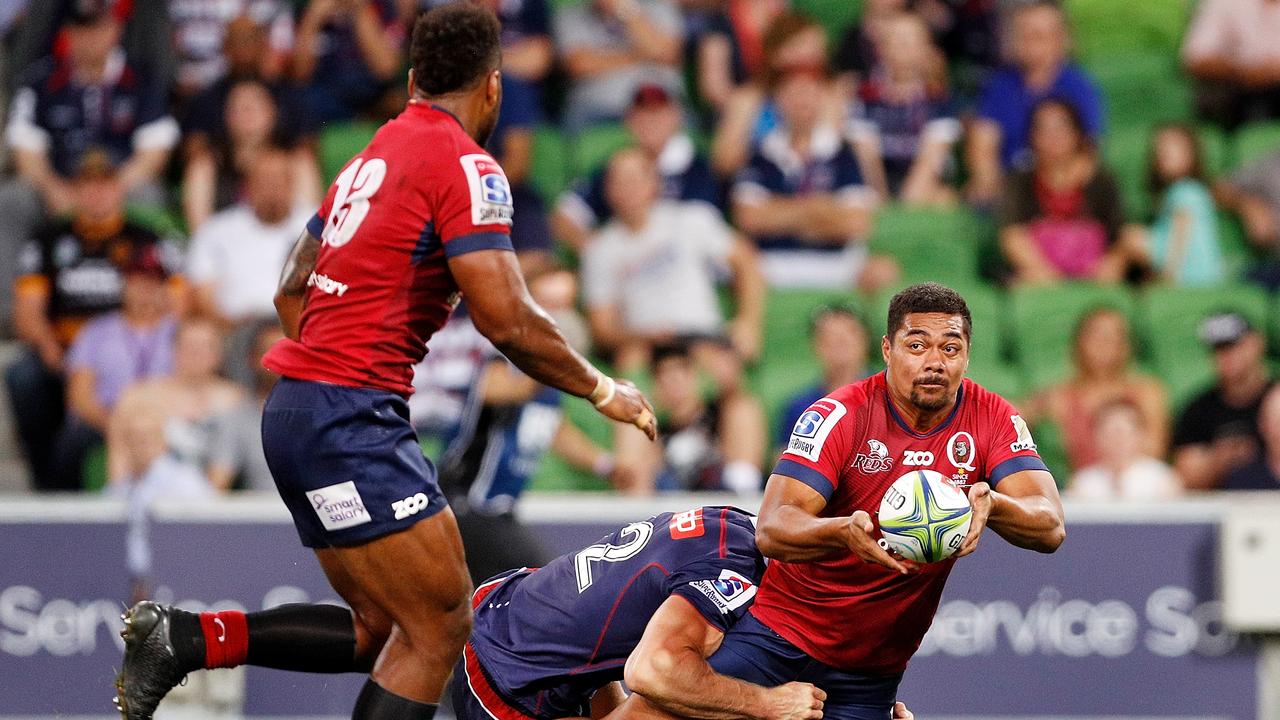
[[410, 4, 501, 96], [886, 283, 971, 341]]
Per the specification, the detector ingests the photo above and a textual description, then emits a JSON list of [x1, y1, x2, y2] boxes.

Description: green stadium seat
[[1066, 0, 1188, 62], [1101, 124, 1154, 220], [1199, 124, 1230, 177], [1027, 418, 1070, 488], [1009, 283, 1136, 390], [530, 125, 571, 203], [1216, 211, 1252, 279], [318, 121, 379, 183], [1138, 283, 1269, 410], [869, 206, 989, 285], [792, 0, 862, 42], [571, 123, 632, 178], [1233, 121, 1280, 169]]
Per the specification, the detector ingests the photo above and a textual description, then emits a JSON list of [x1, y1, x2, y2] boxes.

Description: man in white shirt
[[581, 147, 764, 390], [186, 146, 310, 385]]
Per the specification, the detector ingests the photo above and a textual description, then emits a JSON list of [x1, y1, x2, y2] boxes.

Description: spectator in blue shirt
[[292, 0, 403, 124], [965, 0, 1104, 206], [774, 304, 871, 450], [731, 65, 898, 289], [554, 84, 721, 252]]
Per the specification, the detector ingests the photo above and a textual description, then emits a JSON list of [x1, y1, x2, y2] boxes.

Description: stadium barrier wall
[[0, 493, 1274, 719]]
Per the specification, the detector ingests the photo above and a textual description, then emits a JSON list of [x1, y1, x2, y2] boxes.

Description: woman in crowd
[[1023, 306, 1169, 472], [1000, 98, 1147, 285], [1146, 123, 1226, 285]]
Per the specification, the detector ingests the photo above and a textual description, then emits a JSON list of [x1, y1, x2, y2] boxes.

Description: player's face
[[882, 312, 969, 413]]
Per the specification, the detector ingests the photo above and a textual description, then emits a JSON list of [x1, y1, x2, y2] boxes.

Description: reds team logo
[[853, 439, 895, 474], [946, 431, 977, 486]]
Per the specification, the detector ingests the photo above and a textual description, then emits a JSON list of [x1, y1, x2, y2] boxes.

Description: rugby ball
[[877, 470, 972, 563]]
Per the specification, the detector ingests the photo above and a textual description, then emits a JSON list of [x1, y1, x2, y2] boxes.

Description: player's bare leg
[[321, 506, 473, 714]]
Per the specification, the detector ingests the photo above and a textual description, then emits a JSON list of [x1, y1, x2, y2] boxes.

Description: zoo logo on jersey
[[785, 398, 847, 462], [854, 439, 895, 474]]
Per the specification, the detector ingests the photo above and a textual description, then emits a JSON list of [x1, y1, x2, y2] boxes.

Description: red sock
[[198, 610, 249, 669]]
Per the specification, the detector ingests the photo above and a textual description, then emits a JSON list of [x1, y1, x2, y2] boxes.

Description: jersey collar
[[408, 100, 467, 132], [883, 373, 966, 439]]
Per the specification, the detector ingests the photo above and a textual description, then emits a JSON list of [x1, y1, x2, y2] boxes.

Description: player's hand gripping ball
[[877, 470, 972, 563]]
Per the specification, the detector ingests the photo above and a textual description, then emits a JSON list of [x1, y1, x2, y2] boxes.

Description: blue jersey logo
[[793, 410, 825, 438], [481, 173, 511, 205]]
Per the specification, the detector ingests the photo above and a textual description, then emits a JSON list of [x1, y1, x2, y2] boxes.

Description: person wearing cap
[[54, 245, 179, 490], [1172, 311, 1275, 491], [554, 0, 683, 131], [6, 150, 182, 491], [730, 63, 899, 290], [553, 83, 720, 252]]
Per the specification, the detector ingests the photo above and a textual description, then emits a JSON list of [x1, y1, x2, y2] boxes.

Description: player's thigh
[[323, 506, 473, 631], [314, 547, 392, 659], [797, 667, 901, 720]]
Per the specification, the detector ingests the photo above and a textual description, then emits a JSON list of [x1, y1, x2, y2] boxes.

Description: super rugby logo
[[854, 439, 895, 474], [460, 154, 514, 226], [690, 569, 757, 614], [784, 398, 846, 462]]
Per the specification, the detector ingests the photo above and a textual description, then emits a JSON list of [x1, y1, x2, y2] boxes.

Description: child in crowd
[[1146, 123, 1225, 285]]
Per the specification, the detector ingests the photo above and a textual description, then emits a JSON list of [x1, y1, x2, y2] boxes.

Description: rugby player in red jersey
[[609, 283, 1064, 720], [115, 6, 655, 720]]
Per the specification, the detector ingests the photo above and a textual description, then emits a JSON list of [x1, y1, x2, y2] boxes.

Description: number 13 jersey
[[263, 102, 514, 396]]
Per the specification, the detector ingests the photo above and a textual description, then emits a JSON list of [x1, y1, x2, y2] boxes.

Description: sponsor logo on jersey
[[854, 438, 895, 474], [391, 492, 432, 520], [1009, 414, 1037, 452], [308, 481, 371, 532], [669, 508, 705, 539], [460, 154, 514, 226], [689, 569, 757, 614], [784, 398, 847, 462], [903, 450, 934, 466], [307, 271, 349, 297]]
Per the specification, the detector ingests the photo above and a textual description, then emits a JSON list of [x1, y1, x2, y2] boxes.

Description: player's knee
[[352, 610, 393, 671], [397, 597, 472, 653]]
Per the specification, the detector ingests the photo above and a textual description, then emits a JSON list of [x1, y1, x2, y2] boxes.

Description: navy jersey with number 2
[[456, 506, 764, 720]]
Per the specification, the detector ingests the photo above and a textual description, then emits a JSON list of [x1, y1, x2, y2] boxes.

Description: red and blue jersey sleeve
[[434, 150, 515, 258], [771, 387, 857, 502], [304, 168, 341, 241], [978, 387, 1050, 487], [665, 509, 766, 633]]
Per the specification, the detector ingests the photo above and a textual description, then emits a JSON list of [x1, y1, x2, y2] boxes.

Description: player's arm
[[623, 596, 824, 720], [448, 248, 656, 439], [755, 474, 912, 573], [273, 229, 321, 340], [955, 471, 1064, 557]]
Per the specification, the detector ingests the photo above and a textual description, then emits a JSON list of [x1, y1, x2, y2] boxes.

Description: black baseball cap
[[1198, 311, 1256, 350]]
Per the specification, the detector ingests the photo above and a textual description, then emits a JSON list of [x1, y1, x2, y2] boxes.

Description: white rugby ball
[[877, 469, 972, 563]]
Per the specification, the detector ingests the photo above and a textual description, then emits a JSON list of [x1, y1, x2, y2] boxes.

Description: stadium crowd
[[2, 0, 1280, 503]]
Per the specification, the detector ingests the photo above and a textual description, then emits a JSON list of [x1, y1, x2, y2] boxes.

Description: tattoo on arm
[[279, 231, 321, 298]]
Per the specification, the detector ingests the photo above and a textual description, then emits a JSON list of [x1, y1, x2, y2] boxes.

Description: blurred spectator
[[1223, 383, 1280, 490], [1146, 123, 1225, 286], [921, 0, 1001, 97], [7, 0, 173, 94], [292, 0, 404, 124], [711, 11, 836, 177], [555, 0, 684, 131], [5, 2, 178, 212], [1067, 399, 1181, 501], [207, 321, 283, 491], [847, 12, 959, 204], [1216, 148, 1280, 290], [58, 247, 178, 491], [616, 342, 765, 494], [999, 98, 1144, 285], [1023, 307, 1168, 472], [169, 1, 293, 101], [187, 147, 312, 327], [966, 1, 1103, 205], [6, 153, 179, 491], [684, 0, 786, 114], [581, 148, 764, 386], [774, 304, 871, 449], [108, 317, 245, 488], [833, 0, 910, 91], [1182, 0, 1280, 129], [731, 66, 898, 289], [554, 84, 720, 251], [182, 79, 320, 231], [1172, 311, 1274, 491]]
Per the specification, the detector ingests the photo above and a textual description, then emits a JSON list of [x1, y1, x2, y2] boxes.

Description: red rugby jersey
[[263, 102, 513, 396], [752, 372, 1047, 674]]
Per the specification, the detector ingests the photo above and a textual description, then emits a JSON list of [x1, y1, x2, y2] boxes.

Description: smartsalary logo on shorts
[[691, 569, 757, 614], [309, 481, 372, 532], [786, 398, 847, 462]]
